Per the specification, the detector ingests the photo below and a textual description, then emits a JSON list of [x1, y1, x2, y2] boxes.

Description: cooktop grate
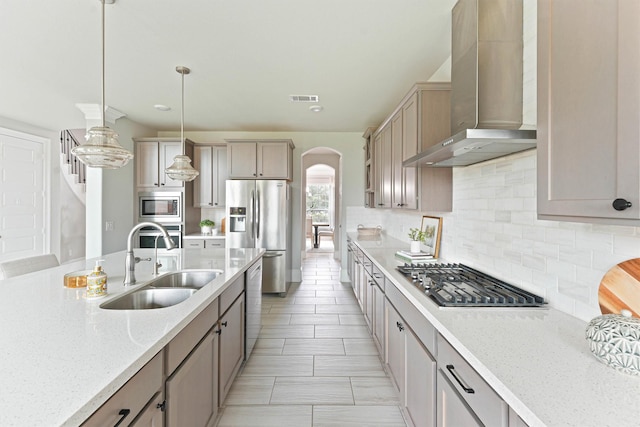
[[396, 263, 546, 308]]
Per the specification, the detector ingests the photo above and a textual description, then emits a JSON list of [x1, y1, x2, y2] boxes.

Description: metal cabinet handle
[[613, 198, 632, 211], [114, 409, 131, 427], [215, 329, 222, 335], [396, 321, 404, 332], [446, 364, 475, 394], [221, 321, 228, 327]]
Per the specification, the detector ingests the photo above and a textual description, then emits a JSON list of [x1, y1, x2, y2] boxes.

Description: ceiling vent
[[289, 95, 319, 103]]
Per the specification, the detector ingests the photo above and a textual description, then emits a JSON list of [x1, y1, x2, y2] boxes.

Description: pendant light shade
[[72, 0, 133, 169], [165, 66, 199, 182]]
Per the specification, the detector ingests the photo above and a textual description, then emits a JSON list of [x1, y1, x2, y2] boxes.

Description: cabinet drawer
[[166, 301, 219, 375], [371, 264, 385, 291], [83, 352, 163, 426], [184, 240, 205, 249], [385, 281, 436, 355], [204, 239, 225, 249], [220, 275, 244, 315], [437, 335, 507, 427]]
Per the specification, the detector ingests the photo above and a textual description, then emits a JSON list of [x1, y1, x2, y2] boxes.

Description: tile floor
[[215, 252, 407, 427]]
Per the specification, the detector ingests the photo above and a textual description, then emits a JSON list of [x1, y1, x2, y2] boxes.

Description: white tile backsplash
[[347, 149, 640, 322]]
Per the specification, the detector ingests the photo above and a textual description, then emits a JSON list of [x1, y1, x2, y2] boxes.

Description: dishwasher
[[245, 259, 262, 359]]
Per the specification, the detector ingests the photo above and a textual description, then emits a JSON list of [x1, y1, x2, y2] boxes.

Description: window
[[306, 184, 330, 224]]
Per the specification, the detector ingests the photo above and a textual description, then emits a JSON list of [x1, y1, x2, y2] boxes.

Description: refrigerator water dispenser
[[229, 207, 247, 232]]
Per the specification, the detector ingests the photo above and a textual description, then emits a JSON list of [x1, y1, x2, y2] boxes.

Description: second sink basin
[[146, 270, 224, 289]]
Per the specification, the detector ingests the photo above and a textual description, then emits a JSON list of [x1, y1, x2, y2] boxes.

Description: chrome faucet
[[124, 222, 176, 286]]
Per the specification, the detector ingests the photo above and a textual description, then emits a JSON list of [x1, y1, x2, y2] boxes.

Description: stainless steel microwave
[[138, 192, 182, 222]]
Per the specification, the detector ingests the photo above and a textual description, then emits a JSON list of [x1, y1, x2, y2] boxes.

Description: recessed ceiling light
[[154, 104, 171, 111], [309, 105, 323, 113]]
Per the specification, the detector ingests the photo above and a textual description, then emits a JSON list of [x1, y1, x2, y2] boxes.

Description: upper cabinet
[[367, 83, 452, 211], [537, 0, 640, 224], [226, 140, 295, 180], [362, 127, 376, 208], [193, 144, 228, 208], [134, 138, 194, 189]]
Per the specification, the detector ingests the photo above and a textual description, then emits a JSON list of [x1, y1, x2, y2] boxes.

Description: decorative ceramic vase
[[410, 240, 421, 254], [585, 309, 640, 376], [201, 226, 213, 235]]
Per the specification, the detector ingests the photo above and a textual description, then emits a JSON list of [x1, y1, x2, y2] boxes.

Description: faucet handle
[[135, 257, 152, 263]]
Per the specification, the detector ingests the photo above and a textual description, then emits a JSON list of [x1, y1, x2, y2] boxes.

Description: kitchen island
[[0, 247, 263, 426], [348, 233, 640, 427]]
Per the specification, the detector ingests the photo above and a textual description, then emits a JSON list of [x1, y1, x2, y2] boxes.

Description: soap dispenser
[[86, 260, 107, 299]]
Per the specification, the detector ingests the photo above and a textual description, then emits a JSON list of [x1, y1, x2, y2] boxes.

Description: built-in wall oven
[[138, 224, 182, 249], [138, 192, 182, 223]]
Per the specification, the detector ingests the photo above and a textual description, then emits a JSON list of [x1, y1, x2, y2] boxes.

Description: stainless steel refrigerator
[[226, 180, 290, 295]]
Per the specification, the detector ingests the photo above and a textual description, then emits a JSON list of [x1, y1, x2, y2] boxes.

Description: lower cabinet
[[165, 331, 218, 426], [436, 334, 508, 427], [436, 370, 482, 427], [82, 352, 164, 426], [371, 275, 385, 356], [218, 293, 245, 405], [385, 300, 436, 427], [132, 391, 165, 426]]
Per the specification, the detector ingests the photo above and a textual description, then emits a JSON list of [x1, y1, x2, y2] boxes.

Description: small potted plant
[[199, 219, 215, 235], [408, 227, 425, 253]]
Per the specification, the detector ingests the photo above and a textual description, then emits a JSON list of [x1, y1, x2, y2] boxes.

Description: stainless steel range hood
[[404, 0, 536, 168]]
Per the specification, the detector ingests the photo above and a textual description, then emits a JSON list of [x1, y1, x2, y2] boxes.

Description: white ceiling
[[1, 0, 455, 133]]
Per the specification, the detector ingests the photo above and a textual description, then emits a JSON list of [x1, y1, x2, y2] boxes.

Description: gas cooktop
[[396, 263, 546, 308]]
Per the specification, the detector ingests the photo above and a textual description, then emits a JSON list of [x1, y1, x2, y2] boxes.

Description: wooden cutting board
[[598, 258, 640, 316]]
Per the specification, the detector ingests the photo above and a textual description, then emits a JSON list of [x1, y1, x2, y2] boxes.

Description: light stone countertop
[[0, 247, 263, 426], [347, 232, 640, 427]]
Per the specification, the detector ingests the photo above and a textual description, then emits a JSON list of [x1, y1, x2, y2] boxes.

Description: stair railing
[[60, 130, 86, 184]]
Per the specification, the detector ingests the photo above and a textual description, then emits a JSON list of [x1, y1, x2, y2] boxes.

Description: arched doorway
[[300, 148, 342, 260]]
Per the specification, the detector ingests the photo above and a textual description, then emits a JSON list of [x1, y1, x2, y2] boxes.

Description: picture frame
[[420, 215, 443, 258]]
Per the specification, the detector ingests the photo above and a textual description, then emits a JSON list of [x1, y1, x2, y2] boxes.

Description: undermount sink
[[100, 269, 223, 310], [101, 287, 197, 310]]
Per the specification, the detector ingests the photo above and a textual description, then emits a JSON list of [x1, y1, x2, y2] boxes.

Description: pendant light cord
[[100, 0, 106, 128], [181, 68, 185, 155]]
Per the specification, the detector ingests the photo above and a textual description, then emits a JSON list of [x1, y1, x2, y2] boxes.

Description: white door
[[0, 129, 47, 261]]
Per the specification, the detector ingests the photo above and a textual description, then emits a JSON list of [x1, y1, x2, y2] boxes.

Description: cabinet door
[[405, 328, 436, 427], [166, 332, 217, 427], [436, 370, 482, 427], [375, 126, 392, 208], [363, 270, 374, 331], [385, 302, 405, 400], [228, 142, 257, 178], [219, 294, 245, 404], [213, 146, 228, 207], [401, 92, 419, 210], [137, 141, 160, 188], [193, 145, 213, 207], [391, 110, 404, 208], [371, 281, 385, 358], [160, 142, 183, 188], [537, 0, 640, 222], [257, 142, 289, 179], [131, 391, 164, 427]]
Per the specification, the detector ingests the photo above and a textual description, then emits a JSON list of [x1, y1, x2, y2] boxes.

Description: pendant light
[[165, 66, 199, 182], [72, 0, 133, 169]]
